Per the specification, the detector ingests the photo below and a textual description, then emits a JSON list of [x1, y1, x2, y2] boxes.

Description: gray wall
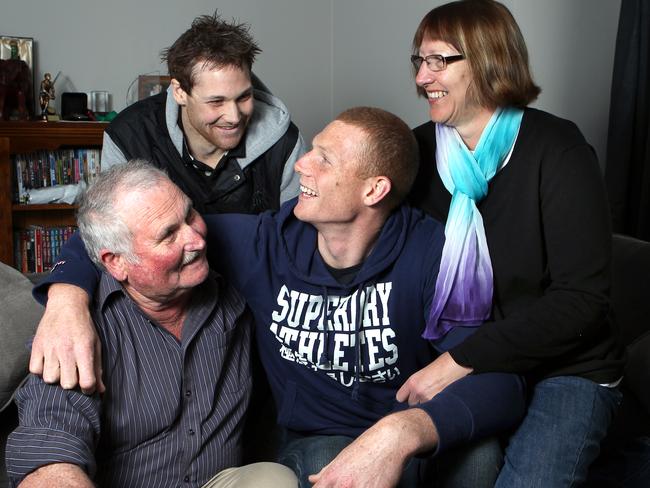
[[3, 0, 620, 165]]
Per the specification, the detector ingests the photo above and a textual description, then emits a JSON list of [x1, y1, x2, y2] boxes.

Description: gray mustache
[[182, 250, 202, 266]]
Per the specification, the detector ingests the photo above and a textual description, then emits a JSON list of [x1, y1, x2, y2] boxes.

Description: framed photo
[[0, 36, 34, 120], [138, 75, 171, 101]]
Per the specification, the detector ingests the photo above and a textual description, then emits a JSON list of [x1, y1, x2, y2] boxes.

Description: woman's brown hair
[[413, 0, 541, 108]]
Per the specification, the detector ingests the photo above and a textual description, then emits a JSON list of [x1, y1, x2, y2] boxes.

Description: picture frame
[[137, 75, 171, 101], [0, 35, 35, 120]]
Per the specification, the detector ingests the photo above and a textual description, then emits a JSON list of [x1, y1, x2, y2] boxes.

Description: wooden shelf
[[0, 121, 106, 152], [0, 121, 107, 267], [13, 203, 78, 212]]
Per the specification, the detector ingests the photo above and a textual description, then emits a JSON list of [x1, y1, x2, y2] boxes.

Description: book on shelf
[[14, 225, 77, 273], [13, 148, 101, 204]]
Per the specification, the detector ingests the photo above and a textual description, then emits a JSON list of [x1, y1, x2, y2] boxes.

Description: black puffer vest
[[105, 92, 299, 214]]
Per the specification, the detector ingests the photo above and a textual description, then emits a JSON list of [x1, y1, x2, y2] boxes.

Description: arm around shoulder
[[32, 232, 101, 305], [30, 231, 103, 393]]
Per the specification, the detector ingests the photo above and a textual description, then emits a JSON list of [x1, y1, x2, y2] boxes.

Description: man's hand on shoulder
[[29, 283, 104, 394], [309, 409, 438, 488]]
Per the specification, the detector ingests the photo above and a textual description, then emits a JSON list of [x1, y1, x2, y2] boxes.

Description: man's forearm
[[32, 232, 100, 305], [378, 408, 439, 457], [309, 409, 437, 487], [18, 463, 94, 488], [417, 372, 526, 455]]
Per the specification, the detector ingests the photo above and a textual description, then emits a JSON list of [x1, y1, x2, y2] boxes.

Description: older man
[[30, 108, 525, 487], [6, 162, 296, 487]]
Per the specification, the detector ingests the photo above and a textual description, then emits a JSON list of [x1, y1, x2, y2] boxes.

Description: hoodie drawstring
[[351, 281, 368, 401], [318, 280, 373, 401], [318, 286, 333, 368]]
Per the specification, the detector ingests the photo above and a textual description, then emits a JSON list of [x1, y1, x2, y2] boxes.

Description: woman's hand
[[396, 352, 472, 405], [29, 283, 104, 395]]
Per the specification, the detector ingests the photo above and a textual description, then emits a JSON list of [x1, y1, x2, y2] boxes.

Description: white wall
[[331, 0, 621, 166], [2, 0, 620, 165], [2, 0, 331, 141], [511, 0, 620, 166]]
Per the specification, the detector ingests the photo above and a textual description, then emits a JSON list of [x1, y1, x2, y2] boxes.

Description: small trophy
[[39, 72, 59, 121]]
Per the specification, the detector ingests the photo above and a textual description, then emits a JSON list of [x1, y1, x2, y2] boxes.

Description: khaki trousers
[[202, 462, 297, 488]]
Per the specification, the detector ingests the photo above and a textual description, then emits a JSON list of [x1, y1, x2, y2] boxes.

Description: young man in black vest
[[102, 12, 305, 214]]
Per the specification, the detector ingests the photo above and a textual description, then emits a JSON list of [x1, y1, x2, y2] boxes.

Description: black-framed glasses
[[410, 54, 465, 72]]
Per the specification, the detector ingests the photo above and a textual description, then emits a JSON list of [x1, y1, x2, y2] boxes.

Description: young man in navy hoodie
[[30, 107, 525, 487]]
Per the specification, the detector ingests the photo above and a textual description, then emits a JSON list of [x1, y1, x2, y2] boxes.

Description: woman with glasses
[[402, 0, 624, 486]]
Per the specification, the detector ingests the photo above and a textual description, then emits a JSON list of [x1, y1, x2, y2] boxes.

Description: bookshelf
[[0, 121, 107, 268]]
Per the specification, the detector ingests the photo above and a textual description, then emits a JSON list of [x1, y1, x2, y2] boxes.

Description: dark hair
[[413, 0, 540, 108], [161, 11, 261, 94], [335, 107, 419, 208]]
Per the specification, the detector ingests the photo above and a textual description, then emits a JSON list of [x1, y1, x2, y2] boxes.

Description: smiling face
[[115, 180, 209, 303], [293, 120, 371, 228], [415, 38, 482, 130], [173, 63, 254, 160]]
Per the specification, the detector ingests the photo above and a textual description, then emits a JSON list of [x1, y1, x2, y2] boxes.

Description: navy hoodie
[[35, 200, 525, 454]]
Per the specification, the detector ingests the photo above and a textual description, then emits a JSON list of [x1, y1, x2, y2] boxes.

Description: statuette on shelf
[[39, 72, 58, 121]]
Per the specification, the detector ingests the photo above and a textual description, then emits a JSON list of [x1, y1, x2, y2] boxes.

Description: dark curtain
[[605, 0, 650, 240]]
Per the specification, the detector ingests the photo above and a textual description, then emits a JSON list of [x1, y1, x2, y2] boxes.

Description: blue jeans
[[277, 432, 353, 487], [277, 429, 503, 487], [495, 376, 622, 488]]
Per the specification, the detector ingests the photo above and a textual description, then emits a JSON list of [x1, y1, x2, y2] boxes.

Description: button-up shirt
[[7, 272, 252, 487]]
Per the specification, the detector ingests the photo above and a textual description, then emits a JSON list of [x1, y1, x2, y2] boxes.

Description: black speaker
[[61, 92, 89, 120]]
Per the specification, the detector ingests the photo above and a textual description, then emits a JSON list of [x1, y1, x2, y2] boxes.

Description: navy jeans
[[495, 376, 622, 488], [277, 429, 503, 488]]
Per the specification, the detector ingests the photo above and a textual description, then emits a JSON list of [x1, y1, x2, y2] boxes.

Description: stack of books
[[13, 148, 101, 204], [14, 225, 77, 273]]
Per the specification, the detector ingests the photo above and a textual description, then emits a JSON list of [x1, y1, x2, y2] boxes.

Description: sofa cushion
[[0, 263, 43, 412], [611, 234, 650, 345], [625, 331, 650, 422]]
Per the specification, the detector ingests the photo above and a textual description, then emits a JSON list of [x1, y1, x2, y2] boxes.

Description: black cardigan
[[409, 108, 624, 384]]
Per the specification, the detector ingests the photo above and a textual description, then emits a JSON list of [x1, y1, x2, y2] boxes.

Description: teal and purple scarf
[[423, 107, 523, 340]]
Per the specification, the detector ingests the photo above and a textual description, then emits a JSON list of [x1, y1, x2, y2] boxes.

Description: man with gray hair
[[6, 161, 296, 488]]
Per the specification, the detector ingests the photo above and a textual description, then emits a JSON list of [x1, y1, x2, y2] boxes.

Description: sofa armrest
[[0, 264, 43, 412]]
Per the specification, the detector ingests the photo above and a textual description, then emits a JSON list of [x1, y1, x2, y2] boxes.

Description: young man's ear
[[100, 250, 128, 282], [171, 79, 187, 107], [363, 176, 392, 207]]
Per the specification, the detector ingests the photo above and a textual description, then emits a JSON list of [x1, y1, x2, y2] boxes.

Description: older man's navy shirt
[[7, 272, 252, 487]]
